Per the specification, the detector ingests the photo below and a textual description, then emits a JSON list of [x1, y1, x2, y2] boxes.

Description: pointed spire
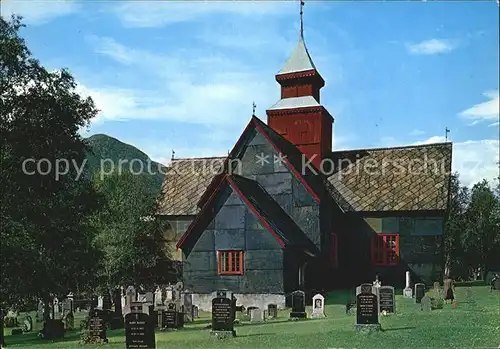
[[278, 0, 318, 75]]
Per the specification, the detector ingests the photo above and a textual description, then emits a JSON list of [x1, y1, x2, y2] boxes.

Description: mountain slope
[[84, 134, 165, 194]]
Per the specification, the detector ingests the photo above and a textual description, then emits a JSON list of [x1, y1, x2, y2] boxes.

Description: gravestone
[[183, 291, 193, 323], [23, 313, 33, 333], [267, 304, 278, 319], [124, 286, 137, 316], [40, 319, 65, 340], [415, 283, 425, 303], [493, 278, 500, 291], [125, 308, 156, 349], [378, 286, 396, 313], [193, 305, 199, 318], [250, 308, 264, 322], [311, 294, 326, 318], [102, 293, 112, 311], [403, 271, 413, 298], [64, 312, 74, 330], [433, 282, 442, 298], [156, 307, 165, 329], [355, 284, 381, 332], [88, 309, 108, 343], [36, 300, 44, 323], [144, 292, 154, 304], [154, 287, 163, 306], [97, 296, 103, 309], [290, 290, 306, 319], [163, 302, 183, 329], [421, 295, 431, 312], [211, 293, 235, 338]]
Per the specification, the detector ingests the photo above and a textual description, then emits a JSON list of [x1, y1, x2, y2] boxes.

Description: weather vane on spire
[[252, 101, 256, 116], [300, 0, 305, 38]]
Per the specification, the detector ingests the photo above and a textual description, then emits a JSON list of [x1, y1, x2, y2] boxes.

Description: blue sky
[[2, 0, 499, 186]]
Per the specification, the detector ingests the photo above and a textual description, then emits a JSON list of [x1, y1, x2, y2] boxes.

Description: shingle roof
[[326, 143, 452, 212], [157, 157, 226, 216], [278, 37, 317, 75]]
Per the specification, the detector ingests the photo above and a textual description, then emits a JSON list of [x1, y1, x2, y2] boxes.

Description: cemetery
[[1, 284, 499, 349], [1, 2, 499, 349]]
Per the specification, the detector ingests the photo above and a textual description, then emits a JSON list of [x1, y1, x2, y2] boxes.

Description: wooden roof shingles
[[157, 157, 226, 216], [326, 142, 452, 212]]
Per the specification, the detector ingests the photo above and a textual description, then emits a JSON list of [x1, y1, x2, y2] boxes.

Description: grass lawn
[[4, 286, 500, 349]]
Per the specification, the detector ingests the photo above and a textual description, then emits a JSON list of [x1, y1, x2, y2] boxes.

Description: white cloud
[[406, 39, 458, 55], [409, 129, 425, 136], [488, 122, 499, 128], [416, 136, 499, 187], [0, 0, 78, 25], [459, 90, 500, 126], [108, 2, 294, 28]]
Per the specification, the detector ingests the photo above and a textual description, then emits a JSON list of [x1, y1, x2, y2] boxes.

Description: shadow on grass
[[3, 330, 81, 347], [381, 326, 416, 332], [237, 333, 276, 338]]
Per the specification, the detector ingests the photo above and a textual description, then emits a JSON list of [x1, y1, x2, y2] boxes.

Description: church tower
[[266, 1, 333, 168]]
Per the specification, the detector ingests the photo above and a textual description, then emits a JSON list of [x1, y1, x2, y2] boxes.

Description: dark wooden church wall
[[344, 214, 444, 287], [183, 186, 284, 294], [239, 130, 321, 249]]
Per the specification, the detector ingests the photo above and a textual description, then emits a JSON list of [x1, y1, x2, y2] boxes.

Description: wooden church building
[[157, 17, 452, 310]]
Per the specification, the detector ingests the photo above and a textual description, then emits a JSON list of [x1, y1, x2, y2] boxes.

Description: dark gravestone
[[113, 289, 123, 317], [355, 284, 381, 332], [125, 312, 156, 349], [211, 296, 235, 338], [193, 306, 199, 318], [89, 309, 108, 343], [268, 304, 278, 318], [378, 286, 395, 313], [415, 283, 425, 303], [163, 302, 183, 329], [290, 290, 306, 319], [40, 319, 65, 340], [102, 294, 112, 311], [494, 278, 500, 291]]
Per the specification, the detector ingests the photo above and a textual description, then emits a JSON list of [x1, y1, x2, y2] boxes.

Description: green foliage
[[445, 173, 500, 280], [430, 297, 444, 310], [90, 171, 177, 290], [0, 15, 102, 308]]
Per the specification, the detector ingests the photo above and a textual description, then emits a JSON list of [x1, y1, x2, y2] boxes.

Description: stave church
[[157, 11, 452, 310]]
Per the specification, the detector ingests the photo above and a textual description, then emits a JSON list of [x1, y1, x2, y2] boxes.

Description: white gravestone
[[154, 287, 163, 306], [311, 294, 326, 318], [97, 296, 103, 309], [250, 308, 265, 322], [403, 271, 413, 298], [123, 285, 136, 316]]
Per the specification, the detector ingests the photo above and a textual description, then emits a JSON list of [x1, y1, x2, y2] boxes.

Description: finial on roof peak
[[300, 0, 305, 39], [252, 101, 257, 116]]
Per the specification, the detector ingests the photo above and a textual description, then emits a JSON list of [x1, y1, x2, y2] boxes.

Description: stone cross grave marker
[[378, 286, 395, 314], [311, 294, 326, 318], [154, 287, 163, 306], [355, 284, 381, 332], [125, 304, 155, 349], [211, 292, 236, 338], [124, 286, 136, 316], [415, 283, 425, 303], [290, 290, 306, 319], [421, 295, 431, 312]]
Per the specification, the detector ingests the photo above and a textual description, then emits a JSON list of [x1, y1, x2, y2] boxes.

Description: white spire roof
[[278, 36, 317, 75]]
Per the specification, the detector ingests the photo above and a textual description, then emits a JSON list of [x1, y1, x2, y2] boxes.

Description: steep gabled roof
[[176, 174, 319, 256], [157, 157, 225, 215], [326, 143, 453, 212], [278, 37, 317, 75]]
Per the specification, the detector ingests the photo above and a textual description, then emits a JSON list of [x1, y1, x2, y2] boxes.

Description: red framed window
[[330, 233, 338, 268], [371, 234, 399, 266], [217, 251, 244, 275]]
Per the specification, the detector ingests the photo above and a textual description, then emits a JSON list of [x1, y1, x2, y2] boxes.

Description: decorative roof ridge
[[330, 142, 452, 155]]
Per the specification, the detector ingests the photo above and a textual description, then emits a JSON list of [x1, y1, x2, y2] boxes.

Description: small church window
[[217, 251, 244, 275], [371, 234, 399, 266]]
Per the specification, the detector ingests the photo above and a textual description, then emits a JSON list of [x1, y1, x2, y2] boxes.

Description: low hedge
[[454, 280, 486, 287]]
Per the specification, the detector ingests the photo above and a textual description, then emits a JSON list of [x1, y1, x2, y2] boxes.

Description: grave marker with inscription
[[125, 307, 155, 349], [355, 284, 381, 332], [88, 309, 108, 343], [290, 290, 306, 319], [211, 294, 235, 338], [378, 286, 395, 313]]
